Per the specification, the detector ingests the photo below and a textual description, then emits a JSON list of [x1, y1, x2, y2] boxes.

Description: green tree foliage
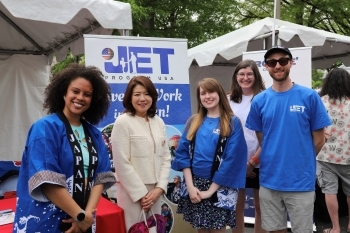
[[311, 61, 344, 89], [52, 0, 350, 87], [51, 0, 238, 73], [312, 69, 325, 90], [230, 0, 350, 36], [118, 0, 238, 48], [118, 0, 350, 89], [51, 51, 84, 77]]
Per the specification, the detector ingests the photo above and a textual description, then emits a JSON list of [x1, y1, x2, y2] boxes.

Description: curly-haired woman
[[317, 68, 350, 233], [13, 63, 116, 233]]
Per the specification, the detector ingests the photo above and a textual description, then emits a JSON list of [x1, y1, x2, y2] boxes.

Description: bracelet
[[251, 156, 260, 165]]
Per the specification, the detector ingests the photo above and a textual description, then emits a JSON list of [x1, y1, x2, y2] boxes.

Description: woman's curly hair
[[319, 68, 350, 100], [43, 63, 111, 125]]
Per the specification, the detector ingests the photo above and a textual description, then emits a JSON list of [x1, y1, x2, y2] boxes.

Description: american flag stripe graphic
[[102, 48, 113, 60]]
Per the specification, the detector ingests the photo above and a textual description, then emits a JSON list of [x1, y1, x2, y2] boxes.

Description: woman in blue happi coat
[[172, 78, 247, 233], [13, 64, 116, 233]]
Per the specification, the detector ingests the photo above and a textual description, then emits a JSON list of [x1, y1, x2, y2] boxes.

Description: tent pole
[[263, 38, 268, 50], [276, 0, 281, 19], [123, 30, 130, 36], [272, 0, 280, 46], [0, 10, 46, 54], [272, 0, 277, 46]]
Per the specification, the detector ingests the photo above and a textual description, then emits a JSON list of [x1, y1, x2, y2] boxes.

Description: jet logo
[[103, 46, 175, 74], [290, 105, 305, 113]]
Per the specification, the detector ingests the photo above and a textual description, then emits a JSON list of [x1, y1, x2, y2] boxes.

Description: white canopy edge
[[1, 0, 132, 29], [188, 17, 350, 68]]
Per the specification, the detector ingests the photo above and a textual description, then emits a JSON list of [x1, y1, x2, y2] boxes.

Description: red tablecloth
[[0, 197, 14, 233], [96, 198, 126, 233], [0, 197, 126, 233]]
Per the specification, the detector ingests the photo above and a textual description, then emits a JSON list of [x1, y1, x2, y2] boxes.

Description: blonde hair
[[186, 78, 234, 141]]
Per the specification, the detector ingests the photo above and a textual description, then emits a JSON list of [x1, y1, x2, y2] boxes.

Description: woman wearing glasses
[[228, 59, 266, 233]]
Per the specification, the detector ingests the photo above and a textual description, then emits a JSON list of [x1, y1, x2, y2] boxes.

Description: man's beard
[[270, 69, 290, 82]]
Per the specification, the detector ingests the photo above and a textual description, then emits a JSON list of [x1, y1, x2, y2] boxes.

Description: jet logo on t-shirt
[[212, 128, 220, 135], [290, 105, 305, 113]]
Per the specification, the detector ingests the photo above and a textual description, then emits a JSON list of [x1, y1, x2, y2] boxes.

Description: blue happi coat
[[13, 113, 115, 233]]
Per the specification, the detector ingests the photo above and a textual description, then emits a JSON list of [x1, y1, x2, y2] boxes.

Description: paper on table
[[0, 211, 15, 226]]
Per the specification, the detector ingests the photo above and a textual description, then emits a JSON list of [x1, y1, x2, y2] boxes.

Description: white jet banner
[[243, 47, 312, 88], [84, 35, 191, 128]]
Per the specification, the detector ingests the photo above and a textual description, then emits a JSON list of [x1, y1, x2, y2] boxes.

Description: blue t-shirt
[[246, 84, 331, 191], [71, 124, 90, 177], [193, 116, 220, 178], [172, 116, 247, 189]]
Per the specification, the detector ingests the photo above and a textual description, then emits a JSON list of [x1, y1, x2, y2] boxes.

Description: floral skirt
[[176, 176, 236, 229]]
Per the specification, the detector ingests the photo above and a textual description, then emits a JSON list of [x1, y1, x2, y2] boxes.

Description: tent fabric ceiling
[[0, 0, 132, 62], [188, 17, 350, 69]]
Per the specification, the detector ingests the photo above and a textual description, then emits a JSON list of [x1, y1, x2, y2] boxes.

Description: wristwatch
[[75, 209, 85, 222]]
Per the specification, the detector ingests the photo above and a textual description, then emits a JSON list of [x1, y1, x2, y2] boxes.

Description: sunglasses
[[265, 58, 291, 68]]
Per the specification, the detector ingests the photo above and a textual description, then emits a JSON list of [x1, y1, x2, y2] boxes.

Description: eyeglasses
[[237, 72, 254, 78], [265, 58, 291, 67]]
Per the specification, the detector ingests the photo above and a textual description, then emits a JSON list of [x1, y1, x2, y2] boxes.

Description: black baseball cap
[[264, 45, 293, 61]]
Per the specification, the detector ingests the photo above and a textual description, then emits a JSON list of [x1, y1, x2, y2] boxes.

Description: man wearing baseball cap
[[245, 45, 331, 233]]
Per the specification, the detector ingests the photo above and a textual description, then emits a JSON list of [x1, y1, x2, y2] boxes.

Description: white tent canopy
[[321, 64, 350, 79], [340, 65, 350, 73], [0, 0, 132, 161], [0, 0, 132, 63], [188, 17, 350, 69]]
